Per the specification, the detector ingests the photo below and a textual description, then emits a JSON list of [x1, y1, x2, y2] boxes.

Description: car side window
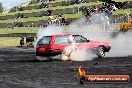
[[54, 36, 70, 44], [74, 35, 89, 43]]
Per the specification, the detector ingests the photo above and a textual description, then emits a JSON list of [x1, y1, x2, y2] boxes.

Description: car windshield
[[37, 36, 51, 44]]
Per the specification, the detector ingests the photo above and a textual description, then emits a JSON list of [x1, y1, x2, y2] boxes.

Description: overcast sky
[[0, 0, 31, 11]]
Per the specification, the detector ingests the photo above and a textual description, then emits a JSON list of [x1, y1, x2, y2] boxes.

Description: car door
[[73, 35, 95, 49], [51, 35, 71, 50]]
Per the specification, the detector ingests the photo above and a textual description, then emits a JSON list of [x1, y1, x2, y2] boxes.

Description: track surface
[[0, 47, 132, 88]]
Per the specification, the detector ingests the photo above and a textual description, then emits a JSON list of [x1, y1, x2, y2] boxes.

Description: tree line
[[0, 3, 3, 13]]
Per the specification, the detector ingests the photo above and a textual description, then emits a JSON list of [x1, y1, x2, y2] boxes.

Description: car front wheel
[[97, 46, 105, 58]]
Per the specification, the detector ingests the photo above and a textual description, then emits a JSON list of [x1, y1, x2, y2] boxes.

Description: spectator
[[15, 7, 19, 12], [47, 4, 52, 16], [39, 3, 47, 9], [94, 6, 100, 13], [20, 37, 24, 47], [55, 16, 60, 26], [54, 14, 62, 26], [76, 0, 82, 4], [48, 16, 54, 24], [105, 9, 112, 17], [61, 17, 69, 25], [111, 4, 118, 11], [84, 10, 91, 19]]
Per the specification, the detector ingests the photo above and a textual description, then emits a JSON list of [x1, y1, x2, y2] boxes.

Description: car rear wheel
[[97, 46, 105, 58]]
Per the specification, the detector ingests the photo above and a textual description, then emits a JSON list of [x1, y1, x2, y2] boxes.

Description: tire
[[97, 46, 105, 58]]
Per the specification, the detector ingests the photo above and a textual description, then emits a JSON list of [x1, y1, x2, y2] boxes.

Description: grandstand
[[0, 0, 132, 35]]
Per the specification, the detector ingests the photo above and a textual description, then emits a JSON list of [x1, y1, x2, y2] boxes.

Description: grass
[[0, 1, 102, 16], [113, 8, 132, 15], [26, 0, 65, 7], [0, 37, 21, 47], [0, 7, 132, 23], [0, 25, 70, 34], [113, 0, 132, 2], [64, 12, 82, 18], [0, 16, 48, 23], [0, 23, 121, 34], [0, 12, 83, 23], [0, 27, 39, 34], [0, 37, 36, 47]]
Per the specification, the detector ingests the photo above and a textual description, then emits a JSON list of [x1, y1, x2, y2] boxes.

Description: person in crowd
[[48, 16, 54, 24], [15, 7, 19, 12], [47, 4, 52, 16], [39, 3, 47, 9], [111, 3, 118, 11], [94, 6, 100, 13], [61, 17, 69, 25], [54, 14, 62, 26], [20, 37, 24, 47], [106, 9, 112, 17]]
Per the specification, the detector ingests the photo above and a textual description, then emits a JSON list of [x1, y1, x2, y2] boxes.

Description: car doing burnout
[[36, 34, 111, 59]]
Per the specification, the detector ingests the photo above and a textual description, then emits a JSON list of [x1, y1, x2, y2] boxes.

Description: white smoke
[[0, 0, 31, 13], [34, 24, 63, 49], [67, 13, 110, 61], [35, 13, 132, 61], [106, 31, 132, 57], [62, 13, 132, 61], [61, 47, 96, 61], [70, 49, 96, 61]]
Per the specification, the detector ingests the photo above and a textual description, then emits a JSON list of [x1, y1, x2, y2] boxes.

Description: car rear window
[[37, 36, 51, 44], [54, 36, 69, 44]]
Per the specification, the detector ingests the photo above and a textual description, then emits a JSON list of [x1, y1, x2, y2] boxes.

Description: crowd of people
[[47, 14, 69, 26], [14, 0, 119, 26], [45, 2, 119, 26], [82, 3, 118, 21]]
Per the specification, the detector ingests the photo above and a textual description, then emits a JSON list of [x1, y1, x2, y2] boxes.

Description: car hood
[[90, 40, 110, 46]]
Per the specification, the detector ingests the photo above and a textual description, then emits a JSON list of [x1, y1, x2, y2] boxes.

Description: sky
[[0, 0, 31, 12]]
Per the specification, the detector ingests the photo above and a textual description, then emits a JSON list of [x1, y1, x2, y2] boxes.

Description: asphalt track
[[0, 47, 132, 88]]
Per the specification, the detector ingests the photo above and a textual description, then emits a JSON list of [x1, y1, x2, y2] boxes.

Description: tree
[[0, 3, 3, 13]]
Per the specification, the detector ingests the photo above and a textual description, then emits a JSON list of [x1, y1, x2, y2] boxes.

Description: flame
[[78, 66, 86, 76]]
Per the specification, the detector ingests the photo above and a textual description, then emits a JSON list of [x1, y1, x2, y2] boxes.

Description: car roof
[[42, 34, 81, 37], [44, 34, 78, 36]]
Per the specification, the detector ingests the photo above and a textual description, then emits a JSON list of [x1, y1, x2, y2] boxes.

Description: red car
[[36, 34, 111, 58]]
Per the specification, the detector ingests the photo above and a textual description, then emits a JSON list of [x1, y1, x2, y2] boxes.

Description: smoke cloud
[[61, 13, 110, 61], [34, 24, 63, 49], [35, 13, 132, 61], [0, 0, 31, 13], [106, 31, 132, 57]]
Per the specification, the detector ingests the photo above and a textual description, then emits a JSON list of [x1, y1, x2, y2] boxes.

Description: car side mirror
[[87, 40, 90, 42]]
